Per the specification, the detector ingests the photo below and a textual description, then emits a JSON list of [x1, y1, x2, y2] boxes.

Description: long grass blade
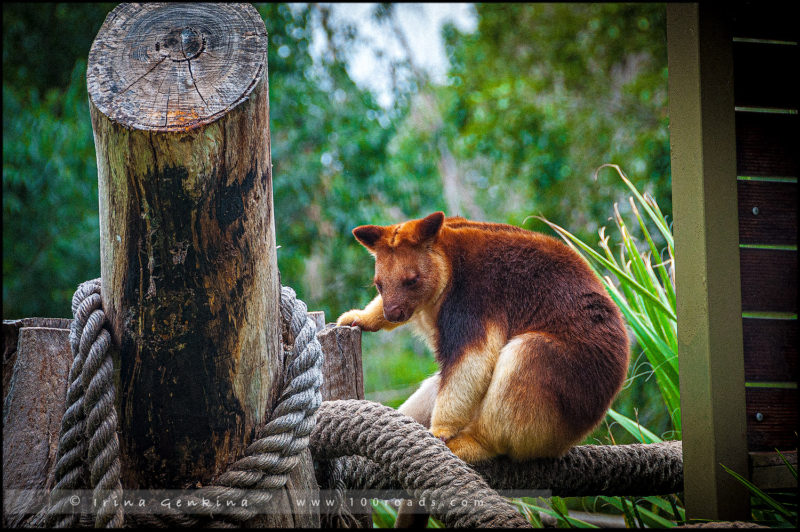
[[775, 449, 797, 480], [595, 163, 674, 249], [607, 408, 663, 443], [720, 463, 795, 521]]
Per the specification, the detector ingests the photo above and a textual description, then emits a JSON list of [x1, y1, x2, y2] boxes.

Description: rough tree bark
[[86, 3, 316, 525]]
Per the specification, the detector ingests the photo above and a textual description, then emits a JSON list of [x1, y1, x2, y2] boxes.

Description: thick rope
[[47, 281, 323, 528], [310, 400, 684, 527], [471, 439, 683, 497], [48, 279, 123, 527], [329, 438, 683, 496], [311, 400, 533, 528]]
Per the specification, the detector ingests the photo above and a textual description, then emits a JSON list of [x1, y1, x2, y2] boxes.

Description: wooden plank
[[733, 41, 799, 109], [732, 2, 797, 42], [736, 111, 799, 177], [737, 180, 797, 245], [739, 248, 798, 313], [743, 318, 798, 382], [317, 325, 365, 401], [749, 450, 798, 490], [3, 318, 71, 404], [746, 388, 798, 451], [667, 3, 750, 521], [2, 327, 72, 528]]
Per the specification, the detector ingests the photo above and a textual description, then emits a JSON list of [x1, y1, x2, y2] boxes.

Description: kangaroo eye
[[375, 280, 383, 292], [403, 275, 419, 287]]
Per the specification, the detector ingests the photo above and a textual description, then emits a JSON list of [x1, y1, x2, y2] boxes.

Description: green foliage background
[[3, 3, 672, 441]]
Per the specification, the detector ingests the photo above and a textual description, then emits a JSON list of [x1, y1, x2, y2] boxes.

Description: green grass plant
[[721, 450, 797, 528]]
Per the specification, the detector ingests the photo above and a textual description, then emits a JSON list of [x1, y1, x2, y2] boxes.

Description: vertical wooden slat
[[2, 327, 72, 528], [667, 3, 750, 521]]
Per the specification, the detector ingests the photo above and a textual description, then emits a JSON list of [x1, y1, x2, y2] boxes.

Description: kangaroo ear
[[353, 225, 384, 250], [416, 211, 445, 242]]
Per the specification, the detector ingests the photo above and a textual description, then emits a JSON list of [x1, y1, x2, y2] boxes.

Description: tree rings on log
[[87, 3, 267, 131]]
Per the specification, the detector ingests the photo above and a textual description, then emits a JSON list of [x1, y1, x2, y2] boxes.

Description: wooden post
[[86, 4, 316, 525], [317, 325, 365, 402], [315, 319, 373, 528], [2, 320, 72, 528], [667, 3, 750, 521]]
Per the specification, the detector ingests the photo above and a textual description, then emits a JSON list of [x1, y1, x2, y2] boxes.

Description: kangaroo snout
[[383, 304, 408, 322]]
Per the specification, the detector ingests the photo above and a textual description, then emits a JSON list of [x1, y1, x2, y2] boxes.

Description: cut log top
[[87, 2, 267, 131]]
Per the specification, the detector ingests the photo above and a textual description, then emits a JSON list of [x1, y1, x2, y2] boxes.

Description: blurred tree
[[2, 3, 115, 92], [3, 61, 101, 318], [260, 3, 405, 319], [3, 3, 115, 318], [436, 3, 670, 239]]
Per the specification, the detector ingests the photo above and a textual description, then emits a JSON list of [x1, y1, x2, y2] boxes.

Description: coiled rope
[[312, 400, 533, 528], [48, 278, 121, 527], [310, 401, 682, 498], [46, 280, 323, 528]]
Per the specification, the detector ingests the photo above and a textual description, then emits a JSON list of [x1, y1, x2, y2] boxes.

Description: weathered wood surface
[[87, 3, 269, 131], [87, 3, 316, 526], [745, 388, 798, 451], [735, 112, 799, 177], [742, 318, 797, 382], [750, 450, 798, 490], [3, 318, 71, 396], [737, 180, 797, 246], [739, 248, 797, 313], [2, 324, 72, 528], [315, 321, 372, 528], [317, 325, 365, 402]]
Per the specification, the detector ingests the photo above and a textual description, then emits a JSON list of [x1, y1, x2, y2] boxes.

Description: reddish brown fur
[[338, 211, 629, 461]]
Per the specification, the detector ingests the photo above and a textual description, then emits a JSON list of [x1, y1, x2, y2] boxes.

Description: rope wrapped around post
[[47, 281, 324, 528], [48, 279, 123, 528]]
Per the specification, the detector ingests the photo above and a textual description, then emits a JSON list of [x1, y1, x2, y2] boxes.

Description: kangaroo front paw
[[335, 310, 373, 331]]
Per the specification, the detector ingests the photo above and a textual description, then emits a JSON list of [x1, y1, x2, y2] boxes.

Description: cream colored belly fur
[[399, 332, 577, 463]]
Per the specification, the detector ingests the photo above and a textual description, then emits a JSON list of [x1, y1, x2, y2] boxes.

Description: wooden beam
[[318, 325, 365, 402], [667, 3, 750, 521], [315, 317, 372, 528]]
